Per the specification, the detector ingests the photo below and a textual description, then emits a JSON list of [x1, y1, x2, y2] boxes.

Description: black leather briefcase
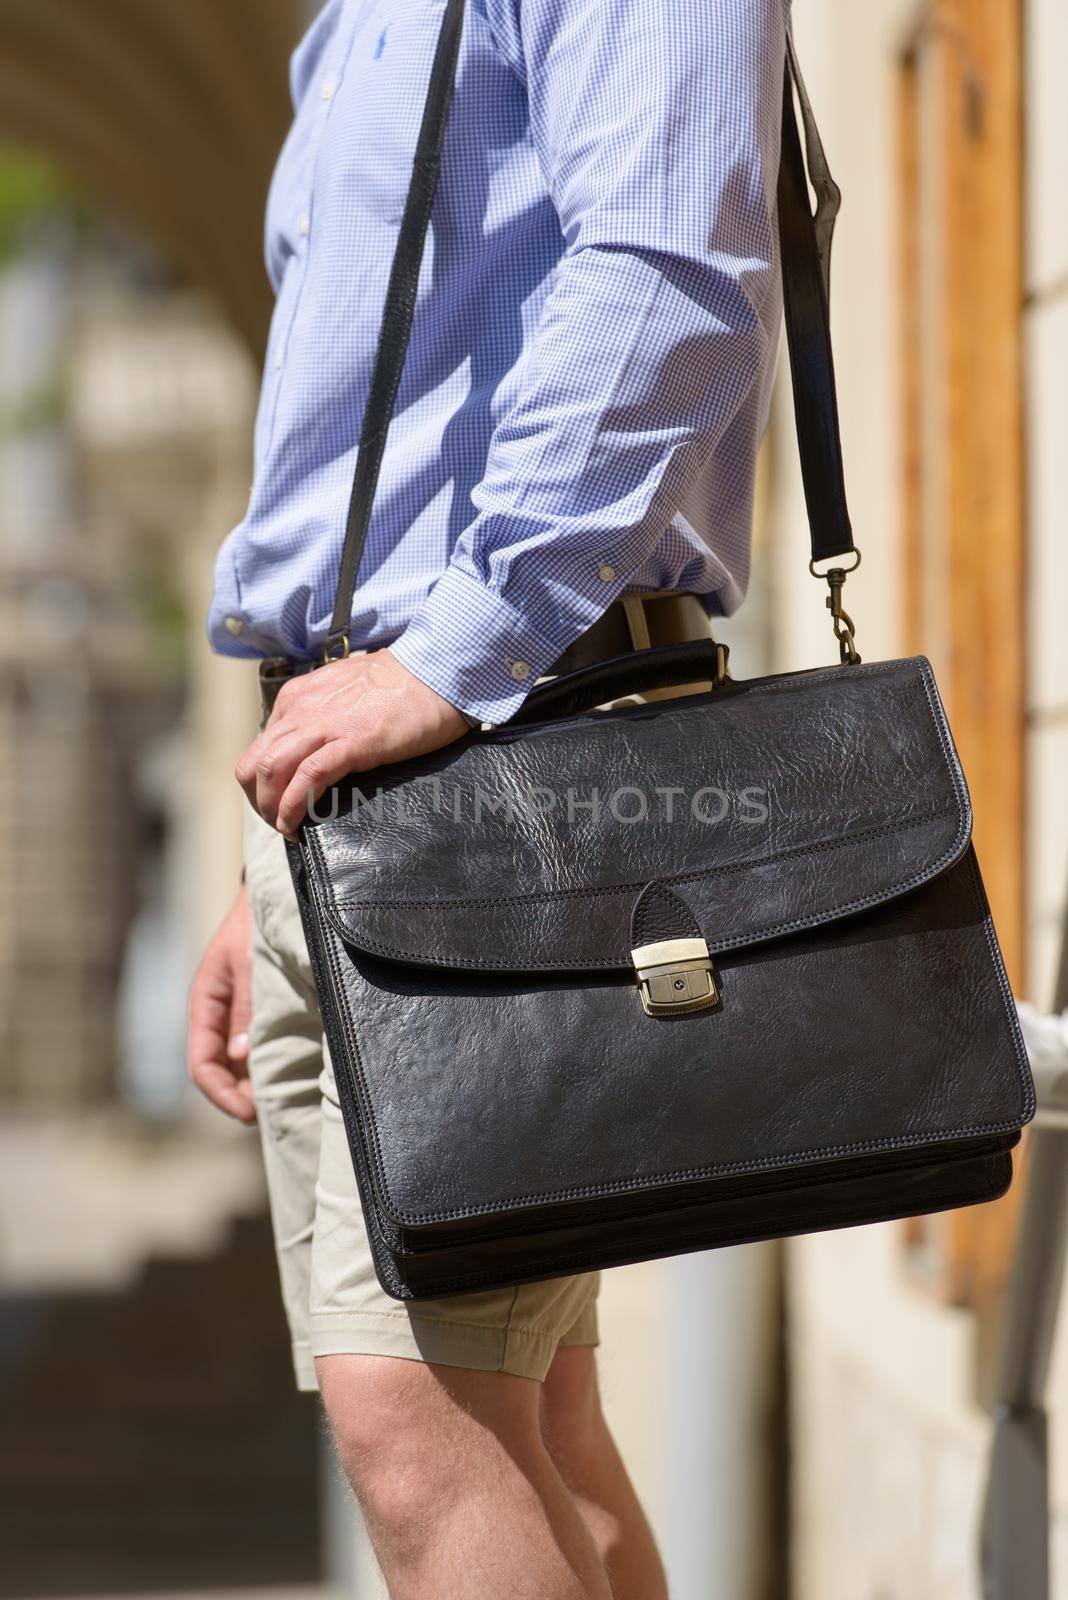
[[286, 5, 1034, 1299]]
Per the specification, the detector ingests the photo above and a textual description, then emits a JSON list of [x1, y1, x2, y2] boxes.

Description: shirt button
[[321, 75, 337, 100], [598, 563, 616, 582], [274, 352, 283, 369], [509, 660, 530, 682], [299, 214, 310, 236], [224, 616, 245, 637]]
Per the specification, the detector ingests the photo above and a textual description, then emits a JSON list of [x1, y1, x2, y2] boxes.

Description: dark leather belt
[[257, 593, 710, 722]]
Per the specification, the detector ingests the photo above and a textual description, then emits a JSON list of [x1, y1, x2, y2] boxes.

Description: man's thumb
[[228, 964, 253, 1058]]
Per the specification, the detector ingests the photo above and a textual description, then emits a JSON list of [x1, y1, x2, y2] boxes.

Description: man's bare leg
[[317, 1354, 614, 1600], [540, 1347, 669, 1600]]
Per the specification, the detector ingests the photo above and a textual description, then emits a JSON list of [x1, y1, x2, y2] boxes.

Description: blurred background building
[[0, 0, 1062, 1597]]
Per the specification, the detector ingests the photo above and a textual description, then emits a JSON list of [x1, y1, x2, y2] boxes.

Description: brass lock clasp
[[631, 937, 719, 1018]]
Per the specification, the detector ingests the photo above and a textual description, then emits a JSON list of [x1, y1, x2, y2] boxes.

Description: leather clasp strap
[[630, 884, 718, 1018]]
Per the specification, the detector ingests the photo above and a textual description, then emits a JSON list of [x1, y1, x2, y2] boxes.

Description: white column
[[661, 1245, 782, 1599]]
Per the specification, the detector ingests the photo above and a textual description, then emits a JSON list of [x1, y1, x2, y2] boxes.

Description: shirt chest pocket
[[320, 1, 450, 219]]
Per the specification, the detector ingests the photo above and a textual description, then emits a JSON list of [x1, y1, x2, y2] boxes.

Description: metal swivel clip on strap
[[809, 550, 862, 664], [630, 937, 719, 1018]]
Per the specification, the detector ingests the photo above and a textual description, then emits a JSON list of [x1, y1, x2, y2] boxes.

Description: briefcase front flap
[[300, 656, 972, 973]]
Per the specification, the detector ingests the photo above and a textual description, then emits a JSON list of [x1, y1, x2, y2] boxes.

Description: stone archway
[[0, 17, 329, 1590], [0, 0, 300, 354], [0, 0, 305, 1110]]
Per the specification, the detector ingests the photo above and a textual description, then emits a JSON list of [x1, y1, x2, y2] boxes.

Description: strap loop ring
[[808, 549, 862, 579], [323, 632, 351, 664]]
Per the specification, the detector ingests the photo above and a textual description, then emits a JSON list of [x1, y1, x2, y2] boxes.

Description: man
[[188, 1, 787, 1594]]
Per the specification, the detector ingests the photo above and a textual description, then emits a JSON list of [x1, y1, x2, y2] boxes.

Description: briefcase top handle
[[322, 2, 859, 670]]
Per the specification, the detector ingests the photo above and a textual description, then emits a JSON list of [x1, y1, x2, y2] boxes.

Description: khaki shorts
[[244, 594, 714, 1392]]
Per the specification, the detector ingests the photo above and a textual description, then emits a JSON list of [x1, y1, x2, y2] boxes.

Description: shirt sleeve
[[390, 0, 786, 724]]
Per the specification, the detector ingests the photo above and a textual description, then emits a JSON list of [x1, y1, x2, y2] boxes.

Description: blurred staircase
[[0, 1124, 322, 1598]]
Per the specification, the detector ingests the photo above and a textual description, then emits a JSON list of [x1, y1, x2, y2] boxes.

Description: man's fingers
[[234, 726, 269, 797], [187, 924, 257, 1125], [252, 724, 331, 827], [234, 678, 322, 794], [234, 721, 325, 818], [188, 1010, 257, 1123], [229, 941, 253, 1052], [233, 651, 467, 832], [275, 739, 365, 837], [228, 1028, 250, 1062], [191, 1056, 258, 1125]]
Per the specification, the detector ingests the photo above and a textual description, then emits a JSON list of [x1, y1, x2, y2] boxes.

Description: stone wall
[[787, 0, 1068, 1593]]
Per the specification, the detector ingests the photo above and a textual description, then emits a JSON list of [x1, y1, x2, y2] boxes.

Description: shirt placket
[[264, 26, 357, 422], [224, 15, 362, 650]]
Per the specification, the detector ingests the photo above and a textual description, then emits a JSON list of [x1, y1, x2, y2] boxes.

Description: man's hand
[[235, 648, 468, 834], [188, 889, 256, 1125]]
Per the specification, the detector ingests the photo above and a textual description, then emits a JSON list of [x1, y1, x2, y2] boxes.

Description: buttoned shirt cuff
[[387, 566, 573, 725]]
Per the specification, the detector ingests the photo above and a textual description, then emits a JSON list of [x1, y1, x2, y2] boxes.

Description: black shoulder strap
[[777, 32, 855, 566], [326, 0, 467, 655], [324, 6, 854, 658]]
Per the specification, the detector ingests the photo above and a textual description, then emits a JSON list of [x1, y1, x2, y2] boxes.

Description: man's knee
[[318, 1355, 440, 1530], [316, 1353, 538, 1545]]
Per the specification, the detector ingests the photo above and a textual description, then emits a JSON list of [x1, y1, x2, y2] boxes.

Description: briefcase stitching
[[312, 879, 1033, 1228], [296, 655, 1028, 1229]]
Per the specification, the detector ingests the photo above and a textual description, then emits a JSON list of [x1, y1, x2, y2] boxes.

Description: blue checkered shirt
[[208, 0, 788, 723]]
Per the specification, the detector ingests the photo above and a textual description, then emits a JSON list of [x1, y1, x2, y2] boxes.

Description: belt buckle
[[258, 656, 299, 723]]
